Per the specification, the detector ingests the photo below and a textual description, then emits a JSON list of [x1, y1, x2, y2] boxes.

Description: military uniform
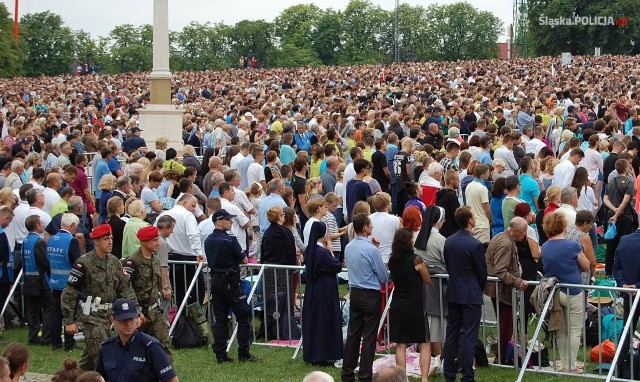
[[61, 250, 137, 371], [123, 249, 170, 353]]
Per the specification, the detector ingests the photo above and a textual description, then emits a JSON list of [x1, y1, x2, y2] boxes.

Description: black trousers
[[443, 303, 481, 382], [24, 289, 55, 344], [168, 253, 205, 308], [618, 292, 640, 378], [210, 273, 252, 359], [51, 289, 76, 349], [341, 288, 381, 382]]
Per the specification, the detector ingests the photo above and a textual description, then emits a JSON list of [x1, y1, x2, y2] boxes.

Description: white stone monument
[[138, 0, 183, 151]]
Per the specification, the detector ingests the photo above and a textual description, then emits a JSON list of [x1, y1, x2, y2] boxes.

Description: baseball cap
[[567, 105, 576, 112], [131, 127, 143, 133], [111, 298, 139, 321], [20, 137, 32, 145], [212, 209, 236, 222]]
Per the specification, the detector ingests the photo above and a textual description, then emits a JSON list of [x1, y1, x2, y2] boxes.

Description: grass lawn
[[1, 326, 592, 382]]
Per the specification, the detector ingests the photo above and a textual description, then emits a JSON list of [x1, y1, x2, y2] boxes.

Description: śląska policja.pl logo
[[539, 15, 629, 28]]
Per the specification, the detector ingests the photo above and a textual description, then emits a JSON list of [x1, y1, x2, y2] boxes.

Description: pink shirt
[[581, 148, 603, 184]]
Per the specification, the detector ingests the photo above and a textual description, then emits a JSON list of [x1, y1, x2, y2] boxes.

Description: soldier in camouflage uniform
[[122, 225, 171, 355], [61, 224, 138, 371]]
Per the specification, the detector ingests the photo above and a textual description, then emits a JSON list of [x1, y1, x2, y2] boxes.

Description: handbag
[[603, 222, 617, 240]]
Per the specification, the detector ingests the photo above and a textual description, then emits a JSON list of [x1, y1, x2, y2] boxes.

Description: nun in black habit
[[302, 221, 343, 365]]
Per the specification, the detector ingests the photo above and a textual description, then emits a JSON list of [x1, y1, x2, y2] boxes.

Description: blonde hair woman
[[98, 175, 117, 224], [0, 188, 17, 209], [121, 199, 149, 258], [155, 137, 169, 161], [305, 177, 323, 202], [141, 159, 164, 183]]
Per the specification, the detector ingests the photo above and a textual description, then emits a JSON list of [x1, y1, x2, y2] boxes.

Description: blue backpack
[[601, 314, 624, 344]]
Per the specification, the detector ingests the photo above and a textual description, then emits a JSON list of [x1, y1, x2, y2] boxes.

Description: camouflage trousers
[[140, 307, 171, 356], [79, 320, 111, 371]]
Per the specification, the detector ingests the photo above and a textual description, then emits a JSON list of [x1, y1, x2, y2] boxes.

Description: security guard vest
[[47, 230, 74, 290], [21, 232, 40, 279]]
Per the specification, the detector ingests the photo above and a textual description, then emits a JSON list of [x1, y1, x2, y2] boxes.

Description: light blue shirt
[[94, 160, 111, 199], [518, 173, 540, 214], [280, 144, 296, 166], [344, 236, 389, 290], [238, 154, 254, 190], [258, 193, 287, 234]]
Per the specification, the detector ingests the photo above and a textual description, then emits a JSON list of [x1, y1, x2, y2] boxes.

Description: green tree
[[106, 24, 153, 72], [339, 0, 392, 65], [272, 4, 323, 67], [310, 9, 342, 66], [396, 4, 436, 61], [20, 11, 74, 76], [0, 3, 23, 77], [174, 22, 231, 71], [526, 0, 640, 56], [427, 3, 502, 61], [227, 20, 274, 68]]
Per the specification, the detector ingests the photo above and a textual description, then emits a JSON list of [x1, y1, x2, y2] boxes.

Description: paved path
[[24, 372, 54, 381]]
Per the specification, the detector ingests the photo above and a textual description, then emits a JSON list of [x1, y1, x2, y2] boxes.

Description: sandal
[[559, 367, 583, 374]]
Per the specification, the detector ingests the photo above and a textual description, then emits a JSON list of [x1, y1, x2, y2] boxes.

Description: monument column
[[139, 0, 183, 151], [149, 0, 172, 105]]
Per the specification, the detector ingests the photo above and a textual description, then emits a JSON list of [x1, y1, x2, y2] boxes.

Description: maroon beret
[[90, 224, 112, 239], [137, 226, 159, 241]]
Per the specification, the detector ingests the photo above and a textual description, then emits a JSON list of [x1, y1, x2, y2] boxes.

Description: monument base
[[138, 104, 184, 153]]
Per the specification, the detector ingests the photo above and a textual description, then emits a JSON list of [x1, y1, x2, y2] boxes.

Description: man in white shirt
[[175, 179, 206, 222], [230, 142, 249, 170], [225, 169, 256, 218], [525, 127, 547, 156], [552, 149, 584, 190], [197, 198, 220, 249], [556, 187, 578, 227], [155, 194, 205, 305], [465, 164, 492, 243], [43, 172, 62, 215], [219, 182, 251, 254], [494, 134, 519, 177], [246, 148, 267, 191], [5, 184, 32, 250]]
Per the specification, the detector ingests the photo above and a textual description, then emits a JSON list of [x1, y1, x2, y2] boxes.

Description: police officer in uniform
[[61, 224, 138, 371], [205, 209, 258, 363], [123, 226, 171, 354], [47, 213, 83, 350], [96, 298, 179, 382], [20, 215, 54, 345]]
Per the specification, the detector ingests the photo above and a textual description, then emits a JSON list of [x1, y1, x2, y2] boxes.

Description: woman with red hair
[[402, 206, 422, 242]]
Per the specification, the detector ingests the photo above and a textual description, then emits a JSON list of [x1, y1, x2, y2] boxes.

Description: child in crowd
[[247, 182, 262, 259], [322, 193, 348, 263], [2, 342, 28, 382], [0, 357, 10, 382]]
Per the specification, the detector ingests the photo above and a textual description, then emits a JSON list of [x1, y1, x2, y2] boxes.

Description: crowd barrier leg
[[516, 284, 557, 382], [226, 265, 265, 353], [376, 288, 394, 352], [606, 292, 640, 382], [1, 269, 23, 319], [168, 262, 204, 337]]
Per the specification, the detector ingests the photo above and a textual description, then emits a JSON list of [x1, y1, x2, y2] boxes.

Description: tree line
[[1, 0, 637, 78]]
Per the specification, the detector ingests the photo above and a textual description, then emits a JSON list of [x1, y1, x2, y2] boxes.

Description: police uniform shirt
[[96, 330, 176, 382], [204, 229, 244, 273]]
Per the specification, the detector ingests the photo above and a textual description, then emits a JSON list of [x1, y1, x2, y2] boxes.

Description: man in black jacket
[[435, 170, 461, 238]]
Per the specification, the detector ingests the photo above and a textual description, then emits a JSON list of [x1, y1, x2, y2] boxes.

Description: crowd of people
[[0, 54, 640, 380]]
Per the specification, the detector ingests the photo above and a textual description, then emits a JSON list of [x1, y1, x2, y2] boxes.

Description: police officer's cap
[[112, 298, 139, 321], [212, 209, 236, 222]]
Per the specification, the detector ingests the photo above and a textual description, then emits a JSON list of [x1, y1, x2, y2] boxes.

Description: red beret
[[137, 226, 159, 241], [90, 224, 112, 239]]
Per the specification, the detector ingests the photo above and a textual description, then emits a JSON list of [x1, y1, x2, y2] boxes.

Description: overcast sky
[[3, 0, 511, 41]]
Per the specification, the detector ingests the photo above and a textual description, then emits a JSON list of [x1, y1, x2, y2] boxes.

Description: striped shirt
[[322, 212, 341, 252]]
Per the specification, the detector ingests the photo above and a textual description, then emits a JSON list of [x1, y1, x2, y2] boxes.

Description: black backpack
[[585, 310, 600, 347], [171, 315, 208, 349]]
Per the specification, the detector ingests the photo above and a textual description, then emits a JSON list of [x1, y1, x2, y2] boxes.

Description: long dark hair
[[388, 228, 415, 267], [570, 167, 589, 195]]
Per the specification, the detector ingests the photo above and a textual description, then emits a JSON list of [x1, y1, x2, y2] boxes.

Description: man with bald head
[[484, 216, 529, 365], [202, 155, 223, 196], [43, 172, 62, 215]]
